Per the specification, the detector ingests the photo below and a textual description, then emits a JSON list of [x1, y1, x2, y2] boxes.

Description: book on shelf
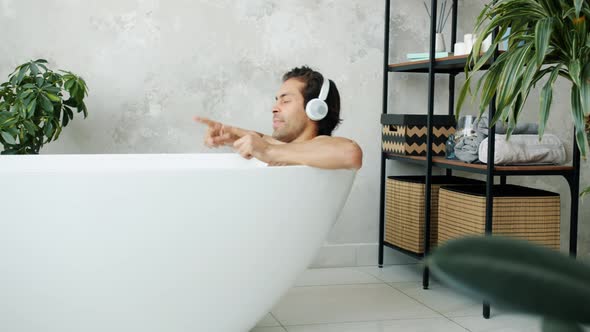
[[406, 52, 451, 61]]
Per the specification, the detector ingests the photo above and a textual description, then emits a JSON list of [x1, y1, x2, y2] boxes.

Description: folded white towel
[[479, 134, 566, 165]]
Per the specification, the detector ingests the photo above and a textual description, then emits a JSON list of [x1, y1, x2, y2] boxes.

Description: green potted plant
[[457, 0, 589, 151], [0, 59, 89, 154], [457, 0, 589, 194]]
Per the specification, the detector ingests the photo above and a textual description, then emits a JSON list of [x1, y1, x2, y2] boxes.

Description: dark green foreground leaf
[[427, 236, 590, 324], [542, 318, 583, 332]]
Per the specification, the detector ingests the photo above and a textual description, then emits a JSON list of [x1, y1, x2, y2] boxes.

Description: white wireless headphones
[[305, 77, 330, 121]]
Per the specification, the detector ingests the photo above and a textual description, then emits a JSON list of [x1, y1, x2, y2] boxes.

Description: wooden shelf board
[[388, 53, 501, 73], [385, 154, 574, 174]]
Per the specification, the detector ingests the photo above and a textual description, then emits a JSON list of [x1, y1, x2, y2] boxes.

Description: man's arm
[[195, 116, 283, 147], [265, 136, 362, 170], [203, 120, 363, 170], [260, 134, 285, 145]]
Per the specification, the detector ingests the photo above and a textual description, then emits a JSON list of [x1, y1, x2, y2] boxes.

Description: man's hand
[[194, 116, 246, 148], [231, 129, 272, 162]]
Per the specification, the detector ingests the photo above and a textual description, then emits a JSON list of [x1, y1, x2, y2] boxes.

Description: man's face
[[271, 78, 309, 142]]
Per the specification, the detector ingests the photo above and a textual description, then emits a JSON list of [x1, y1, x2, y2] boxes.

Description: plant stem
[[444, 0, 448, 32], [442, 2, 452, 31]]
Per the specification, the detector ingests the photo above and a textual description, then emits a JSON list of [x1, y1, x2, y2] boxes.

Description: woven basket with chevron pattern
[[438, 185, 561, 250], [381, 114, 455, 156]]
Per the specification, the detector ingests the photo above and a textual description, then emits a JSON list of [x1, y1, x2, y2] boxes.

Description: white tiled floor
[[251, 264, 586, 332]]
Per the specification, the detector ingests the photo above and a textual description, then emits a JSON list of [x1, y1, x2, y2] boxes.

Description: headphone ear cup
[[305, 99, 328, 121]]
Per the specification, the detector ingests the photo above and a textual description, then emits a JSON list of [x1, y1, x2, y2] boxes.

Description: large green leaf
[[571, 86, 587, 158], [29, 62, 39, 76], [35, 76, 44, 88], [45, 92, 61, 103], [574, 0, 583, 18], [26, 99, 37, 118], [479, 66, 502, 114], [538, 0, 560, 16], [539, 65, 561, 138], [582, 63, 590, 115], [79, 101, 88, 118], [22, 120, 37, 134], [469, 25, 510, 73], [44, 86, 61, 95], [1, 131, 16, 145], [14, 65, 29, 85], [43, 122, 53, 139], [542, 318, 583, 332], [62, 107, 70, 126], [64, 106, 74, 120], [39, 94, 53, 113], [535, 18, 553, 67], [19, 89, 34, 101], [492, 44, 534, 126], [0, 116, 18, 129], [569, 60, 582, 88], [53, 123, 62, 141], [6, 126, 18, 137], [64, 79, 75, 91], [427, 236, 590, 324]]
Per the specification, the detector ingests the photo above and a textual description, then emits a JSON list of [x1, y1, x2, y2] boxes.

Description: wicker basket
[[438, 184, 560, 250], [385, 176, 484, 254]]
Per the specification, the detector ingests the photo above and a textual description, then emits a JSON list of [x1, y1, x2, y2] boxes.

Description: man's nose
[[272, 105, 279, 113]]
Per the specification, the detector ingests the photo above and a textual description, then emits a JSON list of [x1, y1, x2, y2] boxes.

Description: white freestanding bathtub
[[0, 153, 356, 332]]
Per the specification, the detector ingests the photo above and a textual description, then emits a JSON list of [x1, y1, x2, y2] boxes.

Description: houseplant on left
[[0, 59, 89, 154]]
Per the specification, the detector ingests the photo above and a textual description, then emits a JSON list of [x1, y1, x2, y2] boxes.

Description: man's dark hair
[[282, 66, 342, 136]]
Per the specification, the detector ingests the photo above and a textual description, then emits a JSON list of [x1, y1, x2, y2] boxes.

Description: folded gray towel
[[452, 112, 539, 163], [454, 135, 481, 163], [476, 111, 538, 135]]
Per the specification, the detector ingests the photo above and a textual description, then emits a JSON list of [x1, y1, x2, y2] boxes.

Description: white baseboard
[[309, 243, 419, 268]]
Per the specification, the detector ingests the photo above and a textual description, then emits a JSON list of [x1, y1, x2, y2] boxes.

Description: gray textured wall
[[1, 0, 588, 264]]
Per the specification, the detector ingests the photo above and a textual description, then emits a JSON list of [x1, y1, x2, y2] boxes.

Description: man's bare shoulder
[[309, 136, 362, 169], [312, 135, 360, 144]]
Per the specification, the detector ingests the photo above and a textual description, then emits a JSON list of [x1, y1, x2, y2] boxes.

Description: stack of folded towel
[[454, 112, 565, 165], [454, 132, 483, 163]]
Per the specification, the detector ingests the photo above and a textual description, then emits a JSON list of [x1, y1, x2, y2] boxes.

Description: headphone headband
[[304, 76, 331, 121], [318, 77, 330, 101]]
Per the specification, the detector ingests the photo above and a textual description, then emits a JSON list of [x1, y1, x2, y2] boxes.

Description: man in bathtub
[[194, 66, 363, 170]]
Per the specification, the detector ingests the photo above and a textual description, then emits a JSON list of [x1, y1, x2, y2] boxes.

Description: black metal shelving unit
[[378, 0, 581, 320]]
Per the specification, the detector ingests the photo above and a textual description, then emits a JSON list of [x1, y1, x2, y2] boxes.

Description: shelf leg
[[566, 143, 580, 258], [482, 57, 497, 319], [569, 180, 579, 258], [379, 153, 386, 268], [422, 266, 430, 290], [483, 302, 490, 319], [422, 0, 439, 289], [379, 0, 391, 268]]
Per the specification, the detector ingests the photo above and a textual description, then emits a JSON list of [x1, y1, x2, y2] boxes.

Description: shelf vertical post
[[423, 0, 439, 290], [568, 137, 580, 257], [447, 0, 459, 178], [482, 24, 501, 320], [378, 0, 391, 268]]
